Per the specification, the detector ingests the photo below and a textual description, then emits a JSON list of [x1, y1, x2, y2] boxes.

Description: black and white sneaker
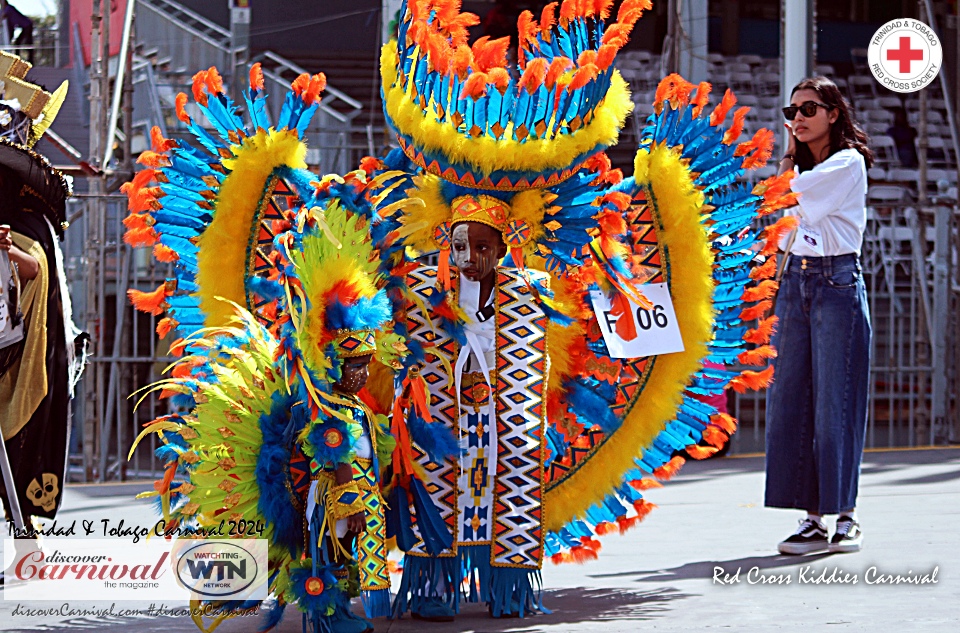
[[830, 517, 863, 553], [777, 518, 829, 555]]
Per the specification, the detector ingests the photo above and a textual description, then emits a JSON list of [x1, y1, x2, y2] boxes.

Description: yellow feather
[[543, 144, 715, 532], [196, 129, 307, 327]]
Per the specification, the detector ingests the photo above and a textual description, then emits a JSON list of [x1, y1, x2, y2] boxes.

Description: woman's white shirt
[[784, 149, 868, 257]]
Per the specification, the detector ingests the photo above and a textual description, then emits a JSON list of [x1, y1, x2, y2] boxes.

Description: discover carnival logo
[[2, 538, 267, 602], [868, 18, 942, 93]]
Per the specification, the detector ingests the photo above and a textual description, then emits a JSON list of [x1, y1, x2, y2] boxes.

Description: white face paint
[[451, 223, 471, 271]]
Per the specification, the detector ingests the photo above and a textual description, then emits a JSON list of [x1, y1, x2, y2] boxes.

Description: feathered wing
[[540, 76, 797, 562]]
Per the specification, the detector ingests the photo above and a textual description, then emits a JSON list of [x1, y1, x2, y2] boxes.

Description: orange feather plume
[[744, 315, 778, 345], [249, 62, 264, 91], [175, 93, 191, 123], [710, 412, 739, 434], [137, 151, 170, 168], [632, 498, 657, 520], [739, 129, 776, 170], [653, 455, 685, 481], [519, 57, 549, 93], [603, 190, 633, 212], [460, 72, 489, 100], [750, 256, 777, 280], [654, 73, 695, 113], [517, 10, 538, 50], [472, 36, 510, 72], [577, 50, 598, 68], [156, 317, 177, 339], [596, 44, 618, 70], [545, 56, 573, 88], [685, 444, 720, 460], [760, 215, 799, 256], [150, 127, 176, 153], [359, 156, 380, 176], [128, 283, 170, 316], [601, 23, 631, 48], [691, 81, 712, 118], [741, 279, 779, 303], [628, 478, 663, 490], [594, 0, 615, 19], [303, 73, 326, 105], [618, 0, 653, 24], [191, 70, 208, 106], [730, 365, 776, 394], [739, 299, 772, 322], [153, 243, 179, 263], [451, 44, 473, 78], [701, 425, 729, 449], [723, 106, 749, 144], [124, 226, 159, 247], [568, 63, 599, 91], [487, 67, 511, 92], [709, 88, 736, 126], [540, 2, 558, 37], [738, 345, 778, 366], [559, 0, 576, 25], [122, 213, 151, 230], [204, 67, 223, 95], [291, 73, 310, 96], [594, 521, 618, 536]]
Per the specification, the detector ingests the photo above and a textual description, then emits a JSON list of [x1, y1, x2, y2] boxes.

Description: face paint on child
[[451, 222, 504, 283], [333, 354, 374, 394]]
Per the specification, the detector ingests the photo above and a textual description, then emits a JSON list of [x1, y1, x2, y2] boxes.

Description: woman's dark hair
[[791, 76, 874, 171]]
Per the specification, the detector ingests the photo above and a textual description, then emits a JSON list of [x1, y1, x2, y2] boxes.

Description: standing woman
[[765, 77, 873, 555]]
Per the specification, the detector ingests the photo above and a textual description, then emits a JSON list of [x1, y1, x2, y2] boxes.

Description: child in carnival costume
[[124, 65, 406, 632], [122, 0, 799, 624], [364, 0, 800, 621]]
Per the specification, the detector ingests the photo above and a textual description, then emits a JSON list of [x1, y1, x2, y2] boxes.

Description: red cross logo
[[887, 36, 924, 74]]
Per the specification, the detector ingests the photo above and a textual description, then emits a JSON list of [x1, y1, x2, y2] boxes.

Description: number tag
[[589, 283, 685, 359]]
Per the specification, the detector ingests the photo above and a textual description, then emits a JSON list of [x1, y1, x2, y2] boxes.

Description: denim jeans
[[764, 253, 872, 515]]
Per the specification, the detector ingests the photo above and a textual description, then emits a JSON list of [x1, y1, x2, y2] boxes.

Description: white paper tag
[[798, 221, 825, 256], [590, 283, 685, 359]]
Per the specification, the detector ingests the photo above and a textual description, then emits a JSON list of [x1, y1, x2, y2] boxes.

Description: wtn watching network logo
[[175, 541, 267, 598]]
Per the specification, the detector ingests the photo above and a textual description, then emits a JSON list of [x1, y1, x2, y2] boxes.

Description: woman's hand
[[0, 225, 39, 280], [784, 122, 797, 156]]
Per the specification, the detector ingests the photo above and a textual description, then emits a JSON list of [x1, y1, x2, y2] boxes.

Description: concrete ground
[[2, 447, 958, 632]]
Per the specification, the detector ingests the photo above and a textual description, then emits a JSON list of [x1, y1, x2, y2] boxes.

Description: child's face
[[334, 354, 373, 394], [451, 222, 505, 282]]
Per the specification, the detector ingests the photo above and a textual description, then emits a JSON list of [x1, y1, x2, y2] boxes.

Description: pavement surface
[[2, 447, 958, 632]]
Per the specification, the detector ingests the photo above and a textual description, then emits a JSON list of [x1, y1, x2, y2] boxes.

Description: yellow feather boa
[[543, 144, 716, 532], [196, 128, 307, 327]]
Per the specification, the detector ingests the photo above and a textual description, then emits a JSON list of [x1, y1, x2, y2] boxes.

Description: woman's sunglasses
[[782, 101, 833, 121]]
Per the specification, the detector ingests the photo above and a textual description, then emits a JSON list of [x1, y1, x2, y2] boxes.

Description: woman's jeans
[[764, 253, 872, 515]]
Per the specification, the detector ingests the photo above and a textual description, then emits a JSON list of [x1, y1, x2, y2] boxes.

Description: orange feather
[[632, 498, 657, 520], [709, 88, 736, 126], [460, 72, 489, 100], [685, 444, 720, 460], [749, 256, 777, 280], [744, 315, 778, 345], [153, 243, 179, 263], [150, 127, 176, 153], [761, 215, 799, 256], [568, 63, 598, 91], [701, 425, 729, 449], [451, 44, 473, 78], [741, 279, 779, 303], [545, 56, 573, 88], [628, 478, 663, 490], [540, 2, 558, 36], [723, 106, 749, 144], [596, 44, 618, 70], [739, 299, 772, 322], [577, 50, 598, 68], [156, 316, 177, 339], [601, 23, 631, 48], [291, 73, 310, 96], [249, 62, 264, 91], [691, 81, 712, 118], [191, 70, 208, 106], [204, 67, 223, 95], [128, 283, 169, 316], [122, 213, 152, 230], [594, 0, 615, 19], [730, 365, 776, 394], [303, 73, 326, 105], [519, 57, 549, 94], [124, 226, 159, 247], [137, 151, 170, 168], [738, 345, 778, 366], [653, 455, 685, 481], [175, 93, 190, 123], [710, 412, 739, 434]]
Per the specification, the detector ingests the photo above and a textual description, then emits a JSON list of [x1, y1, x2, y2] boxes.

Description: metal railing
[[136, 0, 244, 77]]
